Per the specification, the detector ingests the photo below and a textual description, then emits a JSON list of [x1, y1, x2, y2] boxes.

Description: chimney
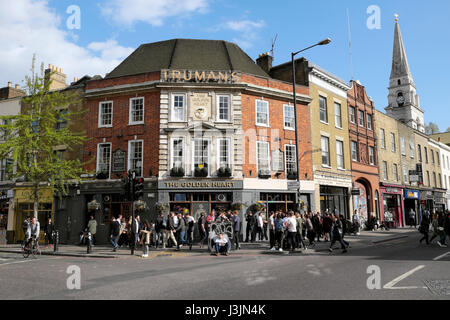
[[15, 84, 19, 89], [45, 64, 67, 91], [7, 82, 12, 88], [256, 52, 273, 74], [0, 82, 25, 100]]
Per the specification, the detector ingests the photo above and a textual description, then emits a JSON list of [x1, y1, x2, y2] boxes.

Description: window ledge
[[320, 121, 329, 125], [322, 165, 332, 169]]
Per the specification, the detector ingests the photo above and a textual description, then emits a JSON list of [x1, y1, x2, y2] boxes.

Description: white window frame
[[409, 140, 415, 159], [358, 110, 365, 127], [367, 114, 373, 130], [170, 137, 185, 172], [321, 136, 330, 167], [216, 95, 231, 122], [96, 143, 112, 179], [380, 128, 386, 149], [393, 164, 398, 182], [382, 161, 388, 181], [403, 165, 408, 184], [334, 102, 342, 129], [257, 141, 271, 174], [283, 104, 295, 130], [319, 96, 328, 124], [400, 137, 406, 156], [192, 138, 211, 177], [351, 141, 358, 162], [129, 97, 145, 125], [284, 144, 297, 174], [369, 146, 375, 165], [255, 99, 270, 127], [391, 133, 396, 153], [349, 106, 356, 124], [217, 138, 232, 170], [98, 101, 113, 128], [171, 93, 186, 122], [336, 140, 345, 169], [128, 140, 144, 177]]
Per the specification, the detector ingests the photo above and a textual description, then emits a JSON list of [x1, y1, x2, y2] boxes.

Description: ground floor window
[[320, 186, 349, 219], [14, 202, 52, 242], [382, 194, 402, 228], [98, 194, 132, 225], [169, 192, 233, 221], [0, 200, 8, 229], [259, 193, 296, 216]]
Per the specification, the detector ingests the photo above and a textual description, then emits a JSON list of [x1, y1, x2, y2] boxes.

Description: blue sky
[[1, 0, 449, 131]]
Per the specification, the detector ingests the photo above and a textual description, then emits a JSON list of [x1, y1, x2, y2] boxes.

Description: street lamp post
[[291, 38, 331, 210]]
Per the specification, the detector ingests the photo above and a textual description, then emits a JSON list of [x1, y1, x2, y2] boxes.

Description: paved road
[[0, 232, 449, 300]]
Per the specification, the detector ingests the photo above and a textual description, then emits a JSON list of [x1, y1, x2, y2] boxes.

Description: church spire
[[390, 14, 413, 82]]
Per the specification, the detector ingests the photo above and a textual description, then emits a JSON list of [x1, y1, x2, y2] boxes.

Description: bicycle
[[22, 236, 41, 259]]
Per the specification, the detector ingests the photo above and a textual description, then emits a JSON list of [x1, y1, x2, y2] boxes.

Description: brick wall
[[83, 90, 161, 178]]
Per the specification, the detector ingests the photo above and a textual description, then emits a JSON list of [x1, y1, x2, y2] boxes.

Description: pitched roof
[[105, 39, 269, 79]]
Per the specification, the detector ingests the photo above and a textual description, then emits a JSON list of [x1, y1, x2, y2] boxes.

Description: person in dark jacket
[[312, 212, 323, 242], [110, 217, 120, 252], [166, 212, 178, 248], [131, 215, 141, 250], [185, 213, 195, 250], [443, 211, 450, 245], [44, 218, 54, 248], [155, 212, 165, 249], [328, 215, 348, 254], [175, 213, 186, 251], [322, 213, 332, 242], [232, 211, 241, 250], [245, 212, 254, 242], [198, 213, 207, 249], [419, 212, 431, 245]]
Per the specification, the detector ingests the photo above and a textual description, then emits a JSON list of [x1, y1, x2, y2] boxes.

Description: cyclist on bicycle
[[25, 217, 40, 248]]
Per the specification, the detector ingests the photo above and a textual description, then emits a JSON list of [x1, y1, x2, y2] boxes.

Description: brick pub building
[[75, 39, 313, 243], [347, 80, 380, 222]]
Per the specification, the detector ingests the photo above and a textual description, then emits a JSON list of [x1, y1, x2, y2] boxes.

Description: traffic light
[[134, 177, 144, 200], [121, 175, 131, 200]]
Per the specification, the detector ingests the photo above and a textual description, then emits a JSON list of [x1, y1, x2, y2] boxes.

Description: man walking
[[175, 213, 186, 251], [328, 215, 348, 254], [419, 211, 431, 245], [155, 212, 166, 249], [269, 212, 276, 250], [87, 215, 97, 246], [185, 213, 195, 250], [274, 214, 285, 252], [198, 212, 207, 249], [131, 215, 141, 252], [245, 212, 254, 242], [110, 217, 120, 252], [166, 212, 178, 249], [284, 211, 298, 253], [232, 211, 241, 250]]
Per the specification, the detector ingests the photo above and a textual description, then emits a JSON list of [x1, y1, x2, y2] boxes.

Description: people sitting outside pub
[[215, 233, 230, 256]]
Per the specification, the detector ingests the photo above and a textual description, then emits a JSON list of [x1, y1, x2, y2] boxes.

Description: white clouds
[[220, 19, 266, 49], [224, 20, 266, 32], [100, 0, 209, 27], [0, 0, 134, 87]]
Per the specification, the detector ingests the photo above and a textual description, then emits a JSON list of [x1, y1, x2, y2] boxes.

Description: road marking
[[384, 265, 427, 290], [433, 251, 450, 261], [0, 257, 58, 267]]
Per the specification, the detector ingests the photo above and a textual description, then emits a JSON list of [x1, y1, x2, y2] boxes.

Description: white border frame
[[129, 97, 145, 125], [96, 142, 112, 179], [170, 137, 186, 173], [216, 94, 232, 123], [98, 101, 113, 128], [170, 93, 187, 122], [192, 138, 211, 177], [128, 139, 144, 176], [255, 99, 270, 127], [216, 137, 232, 173], [284, 144, 296, 176], [283, 104, 295, 131], [256, 140, 271, 176]]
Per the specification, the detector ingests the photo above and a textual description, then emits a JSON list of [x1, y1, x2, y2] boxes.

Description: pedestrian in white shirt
[[284, 211, 298, 253]]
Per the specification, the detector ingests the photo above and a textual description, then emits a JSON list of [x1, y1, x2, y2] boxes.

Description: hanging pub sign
[[112, 149, 126, 172], [160, 69, 241, 84]]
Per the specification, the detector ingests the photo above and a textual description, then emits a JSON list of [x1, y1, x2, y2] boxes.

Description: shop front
[[380, 184, 404, 228], [159, 180, 244, 221], [320, 186, 350, 219], [0, 189, 13, 245], [433, 191, 446, 213], [13, 187, 54, 243], [404, 189, 421, 225], [420, 190, 434, 214]]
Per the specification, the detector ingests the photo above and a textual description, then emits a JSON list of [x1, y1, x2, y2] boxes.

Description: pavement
[[0, 228, 414, 258], [0, 228, 449, 300]]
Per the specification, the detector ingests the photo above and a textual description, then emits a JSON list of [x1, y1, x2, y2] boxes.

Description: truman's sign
[[161, 70, 241, 84]]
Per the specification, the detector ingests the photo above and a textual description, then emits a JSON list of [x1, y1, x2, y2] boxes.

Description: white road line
[[383, 265, 426, 290], [433, 251, 450, 261], [0, 257, 58, 267], [0, 258, 8, 261]]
